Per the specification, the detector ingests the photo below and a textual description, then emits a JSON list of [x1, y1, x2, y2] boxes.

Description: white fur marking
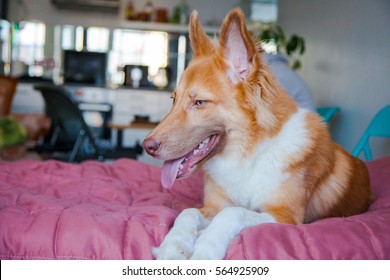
[[205, 108, 310, 210]]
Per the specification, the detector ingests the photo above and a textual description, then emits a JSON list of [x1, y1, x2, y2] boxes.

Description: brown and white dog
[[142, 8, 373, 259]]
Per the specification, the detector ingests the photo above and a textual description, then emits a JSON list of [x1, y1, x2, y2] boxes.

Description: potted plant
[[256, 23, 306, 70]]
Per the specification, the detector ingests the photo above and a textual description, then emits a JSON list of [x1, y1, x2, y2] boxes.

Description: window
[[59, 25, 170, 86], [61, 25, 76, 50], [13, 21, 46, 77], [0, 20, 12, 74], [61, 26, 110, 52], [109, 29, 168, 85], [86, 27, 110, 52]]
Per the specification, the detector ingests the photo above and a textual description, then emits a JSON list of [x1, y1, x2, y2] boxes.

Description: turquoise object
[[353, 105, 390, 160], [316, 107, 340, 122]]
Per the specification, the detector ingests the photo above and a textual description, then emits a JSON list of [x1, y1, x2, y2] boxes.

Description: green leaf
[[257, 24, 306, 70], [286, 35, 298, 55], [275, 25, 286, 46], [292, 60, 302, 70], [299, 37, 306, 55]]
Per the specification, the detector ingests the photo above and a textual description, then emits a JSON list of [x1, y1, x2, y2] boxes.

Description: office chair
[[352, 105, 390, 160], [34, 83, 141, 162]]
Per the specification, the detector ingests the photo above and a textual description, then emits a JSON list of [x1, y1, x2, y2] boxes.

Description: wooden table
[[108, 121, 158, 148]]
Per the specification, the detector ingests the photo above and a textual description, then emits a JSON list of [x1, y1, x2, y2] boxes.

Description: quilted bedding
[[0, 156, 389, 260]]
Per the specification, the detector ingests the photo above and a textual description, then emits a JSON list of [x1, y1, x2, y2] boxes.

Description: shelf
[[120, 20, 220, 34]]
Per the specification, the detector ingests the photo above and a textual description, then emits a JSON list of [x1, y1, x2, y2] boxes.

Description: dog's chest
[[204, 108, 310, 211], [205, 147, 288, 210]]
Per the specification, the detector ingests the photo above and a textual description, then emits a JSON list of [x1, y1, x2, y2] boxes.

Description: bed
[[0, 156, 389, 260]]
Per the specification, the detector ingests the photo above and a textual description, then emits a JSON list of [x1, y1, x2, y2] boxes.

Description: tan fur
[[143, 8, 373, 226], [199, 174, 235, 218]]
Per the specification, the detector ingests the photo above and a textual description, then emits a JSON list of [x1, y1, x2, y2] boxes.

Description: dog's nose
[[142, 138, 161, 156]]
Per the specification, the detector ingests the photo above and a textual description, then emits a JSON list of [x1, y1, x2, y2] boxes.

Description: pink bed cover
[[0, 156, 389, 260]]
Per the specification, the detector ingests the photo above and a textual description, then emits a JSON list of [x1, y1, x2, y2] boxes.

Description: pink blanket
[[0, 157, 389, 259]]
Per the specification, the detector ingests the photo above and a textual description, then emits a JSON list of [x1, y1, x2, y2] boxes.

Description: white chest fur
[[204, 108, 310, 211]]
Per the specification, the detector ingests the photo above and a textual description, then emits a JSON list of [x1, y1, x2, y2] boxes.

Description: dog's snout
[[142, 138, 161, 156]]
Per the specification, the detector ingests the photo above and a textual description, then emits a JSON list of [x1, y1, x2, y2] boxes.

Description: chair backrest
[[352, 104, 390, 160], [316, 107, 340, 123], [33, 83, 97, 147], [34, 83, 103, 161], [0, 75, 18, 116]]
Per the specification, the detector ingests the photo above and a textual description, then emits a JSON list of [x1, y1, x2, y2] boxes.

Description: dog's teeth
[[193, 149, 199, 155], [179, 164, 183, 170], [199, 143, 205, 149], [203, 137, 210, 144]]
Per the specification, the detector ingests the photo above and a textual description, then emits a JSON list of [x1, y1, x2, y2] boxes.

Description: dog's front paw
[[190, 249, 225, 260], [153, 243, 192, 260], [190, 240, 227, 260], [153, 231, 197, 260], [153, 208, 207, 259]]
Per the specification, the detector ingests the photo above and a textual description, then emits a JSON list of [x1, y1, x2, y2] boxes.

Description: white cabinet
[[112, 88, 171, 124], [111, 88, 172, 149]]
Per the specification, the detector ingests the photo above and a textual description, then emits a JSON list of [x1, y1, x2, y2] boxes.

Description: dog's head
[[143, 8, 290, 189]]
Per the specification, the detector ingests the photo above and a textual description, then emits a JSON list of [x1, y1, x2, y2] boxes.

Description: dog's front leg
[[190, 207, 276, 260], [153, 208, 210, 260]]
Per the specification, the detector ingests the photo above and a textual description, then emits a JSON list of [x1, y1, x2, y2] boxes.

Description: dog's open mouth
[[161, 134, 220, 189]]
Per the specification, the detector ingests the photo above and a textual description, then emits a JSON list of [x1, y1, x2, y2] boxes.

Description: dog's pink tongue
[[161, 156, 186, 189]]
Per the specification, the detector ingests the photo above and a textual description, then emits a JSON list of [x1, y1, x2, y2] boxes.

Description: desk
[[108, 121, 158, 148]]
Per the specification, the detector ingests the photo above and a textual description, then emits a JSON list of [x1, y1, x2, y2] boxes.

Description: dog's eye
[[195, 100, 208, 107]]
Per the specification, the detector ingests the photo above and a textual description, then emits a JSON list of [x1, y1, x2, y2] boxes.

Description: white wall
[[278, 0, 390, 158]]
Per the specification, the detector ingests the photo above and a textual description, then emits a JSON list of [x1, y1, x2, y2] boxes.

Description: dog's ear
[[219, 8, 257, 82], [189, 10, 215, 57]]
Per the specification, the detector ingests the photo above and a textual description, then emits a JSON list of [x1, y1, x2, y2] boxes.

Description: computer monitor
[[63, 50, 107, 86]]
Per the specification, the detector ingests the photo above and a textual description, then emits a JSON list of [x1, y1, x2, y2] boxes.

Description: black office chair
[[33, 83, 141, 162]]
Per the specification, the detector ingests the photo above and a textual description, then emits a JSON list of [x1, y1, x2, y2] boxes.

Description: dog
[[142, 8, 373, 260]]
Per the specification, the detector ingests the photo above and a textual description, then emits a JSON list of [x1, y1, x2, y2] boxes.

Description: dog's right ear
[[189, 10, 215, 57], [218, 8, 257, 83]]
